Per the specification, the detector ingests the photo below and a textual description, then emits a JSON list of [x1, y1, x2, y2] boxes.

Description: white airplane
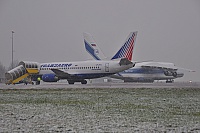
[[38, 56, 134, 85], [5, 57, 133, 85], [84, 32, 194, 83], [111, 62, 185, 83]]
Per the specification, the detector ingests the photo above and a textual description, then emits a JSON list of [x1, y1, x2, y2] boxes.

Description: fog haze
[[0, 0, 200, 81]]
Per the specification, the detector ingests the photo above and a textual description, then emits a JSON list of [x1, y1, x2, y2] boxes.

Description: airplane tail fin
[[111, 31, 138, 61], [83, 32, 106, 60]]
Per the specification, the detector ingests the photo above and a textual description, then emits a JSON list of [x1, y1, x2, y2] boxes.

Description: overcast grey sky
[[0, 0, 200, 81]]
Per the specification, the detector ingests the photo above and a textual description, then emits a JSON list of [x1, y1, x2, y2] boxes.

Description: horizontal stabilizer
[[119, 58, 133, 66]]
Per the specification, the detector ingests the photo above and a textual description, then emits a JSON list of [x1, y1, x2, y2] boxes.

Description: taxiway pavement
[[1, 82, 200, 89]]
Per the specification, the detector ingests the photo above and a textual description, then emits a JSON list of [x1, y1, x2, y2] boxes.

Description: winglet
[[111, 31, 138, 61]]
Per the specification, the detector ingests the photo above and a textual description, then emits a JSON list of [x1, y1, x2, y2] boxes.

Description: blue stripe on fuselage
[[84, 40, 100, 60]]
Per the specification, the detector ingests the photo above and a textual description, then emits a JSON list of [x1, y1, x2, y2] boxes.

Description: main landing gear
[[81, 80, 87, 84], [68, 80, 87, 84], [166, 79, 174, 83]]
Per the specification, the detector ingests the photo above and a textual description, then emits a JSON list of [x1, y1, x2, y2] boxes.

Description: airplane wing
[[140, 62, 195, 72], [140, 62, 195, 78], [109, 73, 124, 79], [140, 64, 179, 77], [175, 67, 195, 72], [140, 62, 178, 71], [51, 69, 77, 79], [141, 65, 178, 71]]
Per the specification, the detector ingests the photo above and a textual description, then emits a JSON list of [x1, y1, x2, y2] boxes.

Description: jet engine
[[42, 74, 59, 82], [164, 71, 170, 76], [164, 71, 178, 77], [172, 72, 177, 77]]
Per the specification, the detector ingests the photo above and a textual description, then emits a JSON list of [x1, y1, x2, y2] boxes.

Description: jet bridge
[[5, 61, 39, 85], [18, 61, 39, 74]]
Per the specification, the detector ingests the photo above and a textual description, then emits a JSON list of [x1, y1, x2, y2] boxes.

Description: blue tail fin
[[83, 32, 106, 60]]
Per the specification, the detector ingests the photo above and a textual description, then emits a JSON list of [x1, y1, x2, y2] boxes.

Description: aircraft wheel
[[166, 80, 174, 83], [36, 81, 40, 85], [81, 80, 87, 84], [68, 81, 74, 84]]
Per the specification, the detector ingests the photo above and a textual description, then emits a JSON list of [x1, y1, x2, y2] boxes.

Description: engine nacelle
[[164, 71, 178, 77], [164, 71, 170, 76], [172, 72, 177, 77], [42, 74, 59, 82]]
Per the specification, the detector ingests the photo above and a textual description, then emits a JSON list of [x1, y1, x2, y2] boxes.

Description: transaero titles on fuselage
[[40, 63, 72, 68]]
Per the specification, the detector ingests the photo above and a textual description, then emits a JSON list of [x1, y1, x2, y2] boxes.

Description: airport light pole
[[11, 31, 14, 69]]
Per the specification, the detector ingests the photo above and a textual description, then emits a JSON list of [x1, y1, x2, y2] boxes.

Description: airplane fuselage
[[39, 60, 133, 80]]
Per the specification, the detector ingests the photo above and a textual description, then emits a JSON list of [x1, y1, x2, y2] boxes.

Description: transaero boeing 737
[[38, 58, 134, 84], [5, 58, 134, 85], [84, 32, 194, 83]]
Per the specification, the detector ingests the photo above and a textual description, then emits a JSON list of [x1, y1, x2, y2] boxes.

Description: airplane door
[[105, 63, 109, 72]]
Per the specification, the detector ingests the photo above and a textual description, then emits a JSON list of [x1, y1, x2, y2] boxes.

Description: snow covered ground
[[0, 87, 200, 132]]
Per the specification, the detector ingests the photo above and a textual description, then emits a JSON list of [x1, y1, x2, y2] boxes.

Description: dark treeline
[[0, 60, 19, 78]]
